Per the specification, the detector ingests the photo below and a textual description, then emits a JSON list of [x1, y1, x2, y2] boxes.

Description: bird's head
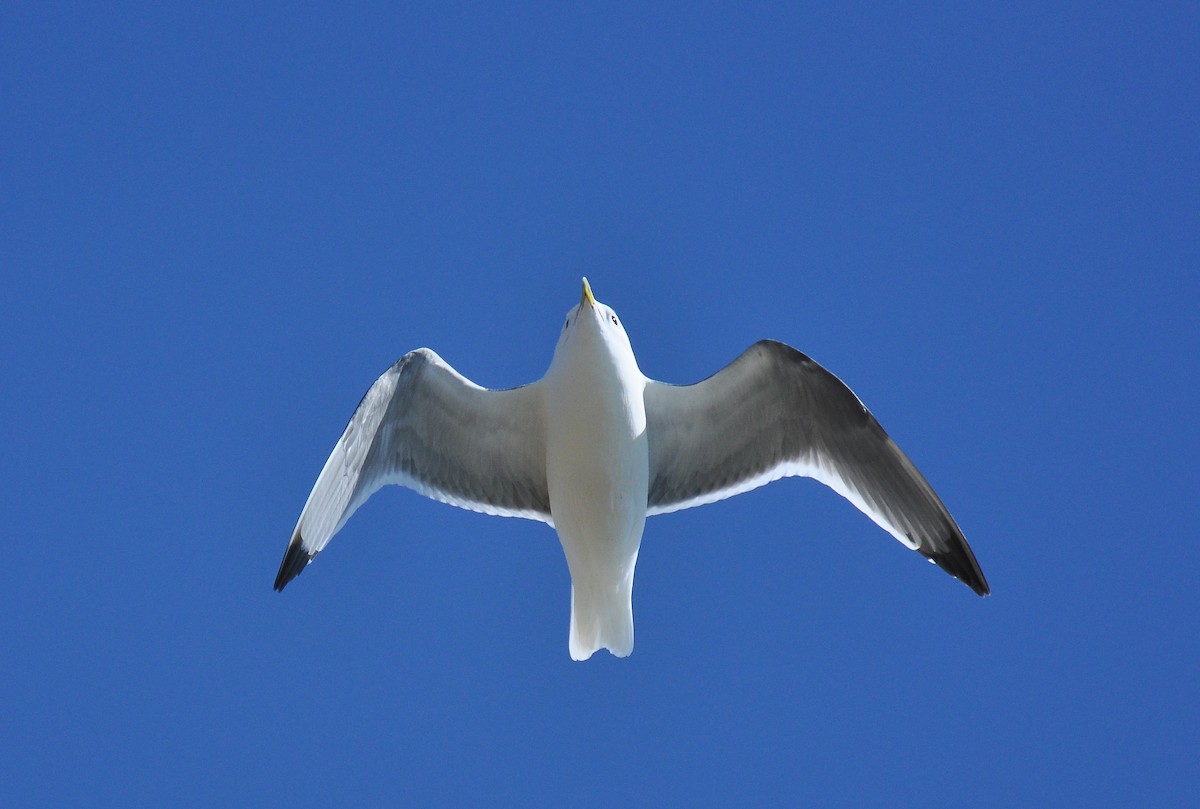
[[552, 278, 639, 373]]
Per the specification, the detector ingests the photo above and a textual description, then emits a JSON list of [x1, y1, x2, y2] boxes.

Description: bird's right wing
[[274, 348, 549, 590]]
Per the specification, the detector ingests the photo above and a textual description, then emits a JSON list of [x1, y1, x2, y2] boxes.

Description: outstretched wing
[[644, 340, 988, 595], [275, 348, 550, 590]]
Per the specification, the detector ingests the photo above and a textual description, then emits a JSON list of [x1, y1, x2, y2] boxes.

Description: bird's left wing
[[274, 348, 549, 590], [643, 340, 987, 595]]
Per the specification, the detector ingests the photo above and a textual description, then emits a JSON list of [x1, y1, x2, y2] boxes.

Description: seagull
[[275, 279, 988, 660]]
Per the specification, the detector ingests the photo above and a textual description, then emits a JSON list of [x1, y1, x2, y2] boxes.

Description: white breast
[[543, 341, 648, 551]]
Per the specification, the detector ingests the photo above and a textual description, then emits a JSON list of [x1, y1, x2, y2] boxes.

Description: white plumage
[[275, 279, 987, 659]]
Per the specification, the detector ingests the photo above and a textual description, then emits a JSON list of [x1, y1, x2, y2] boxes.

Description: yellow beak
[[580, 277, 596, 308]]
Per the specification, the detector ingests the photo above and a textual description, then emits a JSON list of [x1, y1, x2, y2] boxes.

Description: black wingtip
[[274, 532, 314, 592], [930, 544, 990, 597]]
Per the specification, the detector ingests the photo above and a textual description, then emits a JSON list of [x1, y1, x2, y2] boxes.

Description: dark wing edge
[[273, 528, 313, 591], [645, 340, 989, 596]]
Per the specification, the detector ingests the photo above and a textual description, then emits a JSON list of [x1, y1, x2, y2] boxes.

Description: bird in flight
[[275, 279, 988, 659]]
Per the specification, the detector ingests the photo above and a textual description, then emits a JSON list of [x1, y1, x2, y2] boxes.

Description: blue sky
[[3, 2, 1197, 805]]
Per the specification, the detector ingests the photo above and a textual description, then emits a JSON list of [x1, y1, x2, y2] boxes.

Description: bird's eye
[[564, 318, 569, 330], [610, 315, 619, 326]]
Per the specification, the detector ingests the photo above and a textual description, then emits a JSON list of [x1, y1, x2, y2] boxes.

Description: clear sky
[[3, 2, 1197, 806]]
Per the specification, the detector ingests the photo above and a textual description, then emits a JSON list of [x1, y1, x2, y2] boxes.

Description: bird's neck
[[544, 336, 646, 435]]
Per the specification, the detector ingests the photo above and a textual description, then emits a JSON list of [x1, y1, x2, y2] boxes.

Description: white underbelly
[[544, 373, 649, 576]]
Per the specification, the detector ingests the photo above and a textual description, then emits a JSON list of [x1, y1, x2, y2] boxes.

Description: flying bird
[[275, 279, 988, 659]]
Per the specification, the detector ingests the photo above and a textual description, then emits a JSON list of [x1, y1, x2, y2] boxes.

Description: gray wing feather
[[644, 340, 988, 595], [275, 349, 548, 590]]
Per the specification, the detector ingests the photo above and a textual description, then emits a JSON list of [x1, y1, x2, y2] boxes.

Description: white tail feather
[[568, 576, 635, 661]]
